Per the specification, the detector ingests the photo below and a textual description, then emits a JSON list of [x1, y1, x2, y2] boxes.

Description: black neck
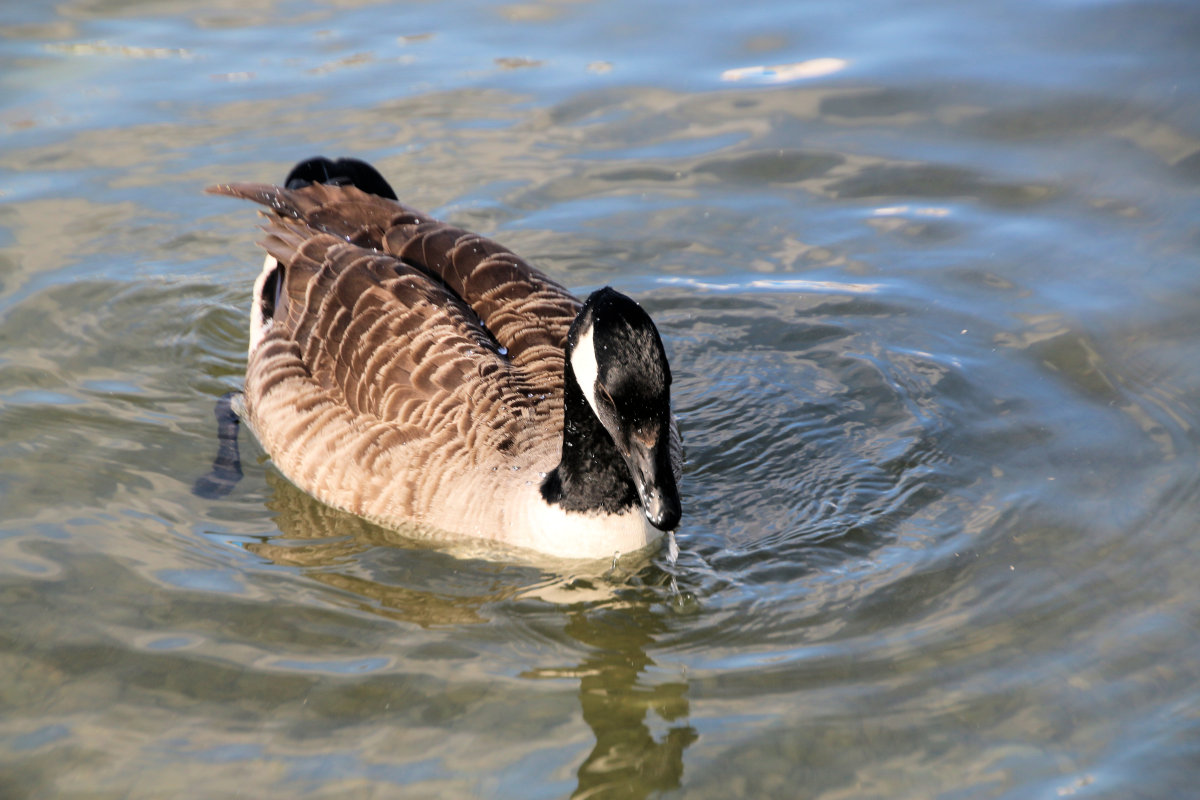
[[541, 365, 639, 514]]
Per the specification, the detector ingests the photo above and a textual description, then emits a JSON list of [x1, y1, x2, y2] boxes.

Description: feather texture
[[209, 177, 667, 558]]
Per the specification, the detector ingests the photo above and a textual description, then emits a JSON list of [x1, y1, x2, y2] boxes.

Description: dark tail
[[283, 156, 398, 200]]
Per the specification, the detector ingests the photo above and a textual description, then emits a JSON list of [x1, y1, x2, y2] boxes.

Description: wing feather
[[208, 179, 573, 529], [209, 181, 580, 379]]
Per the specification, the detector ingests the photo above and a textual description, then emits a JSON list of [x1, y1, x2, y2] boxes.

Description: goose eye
[[596, 382, 617, 409]]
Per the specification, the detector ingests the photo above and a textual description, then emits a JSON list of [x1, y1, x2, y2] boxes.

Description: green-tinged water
[[2, 0, 1200, 797]]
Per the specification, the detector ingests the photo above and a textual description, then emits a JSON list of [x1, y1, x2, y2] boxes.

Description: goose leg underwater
[[198, 156, 683, 561]]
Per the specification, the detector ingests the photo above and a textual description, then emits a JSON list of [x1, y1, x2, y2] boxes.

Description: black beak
[[623, 428, 682, 531]]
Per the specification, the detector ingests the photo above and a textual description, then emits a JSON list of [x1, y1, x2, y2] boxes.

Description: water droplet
[[498, 346, 509, 356]]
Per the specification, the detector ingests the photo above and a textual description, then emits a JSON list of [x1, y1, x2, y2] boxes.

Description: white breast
[[507, 483, 663, 561]]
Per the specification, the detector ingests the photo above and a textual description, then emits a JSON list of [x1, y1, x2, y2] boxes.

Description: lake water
[[3, 0, 1200, 797]]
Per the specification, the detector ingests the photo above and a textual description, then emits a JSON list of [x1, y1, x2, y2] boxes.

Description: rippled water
[[3, 0, 1200, 797]]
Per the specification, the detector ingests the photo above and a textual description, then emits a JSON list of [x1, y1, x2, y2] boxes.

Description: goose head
[[550, 287, 682, 531]]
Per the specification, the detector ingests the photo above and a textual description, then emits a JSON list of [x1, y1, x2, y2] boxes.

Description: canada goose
[[206, 157, 682, 560]]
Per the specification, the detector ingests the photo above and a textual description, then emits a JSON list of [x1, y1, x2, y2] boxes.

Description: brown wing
[[208, 180, 581, 380], [208, 180, 579, 525], [253, 211, 559, 448]]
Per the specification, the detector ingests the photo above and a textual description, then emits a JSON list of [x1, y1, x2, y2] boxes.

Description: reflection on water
[[248, 470, 571, 626], [3, 0, 1200, 795], [557, 610, 696, 798], [242, 471, 698, 796]]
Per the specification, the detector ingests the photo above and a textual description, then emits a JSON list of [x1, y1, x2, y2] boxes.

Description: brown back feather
[[208, 179, 574, 483], [208, 181, 580, 369]]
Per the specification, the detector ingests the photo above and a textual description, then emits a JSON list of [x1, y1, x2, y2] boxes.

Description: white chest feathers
[[511, 487, 663, 561]]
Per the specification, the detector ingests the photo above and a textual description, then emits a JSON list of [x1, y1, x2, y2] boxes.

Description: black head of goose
[[207, 157, 682, 560]]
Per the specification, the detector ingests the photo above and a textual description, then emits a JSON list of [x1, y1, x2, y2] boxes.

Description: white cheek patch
[[570, 322, 602, 418]]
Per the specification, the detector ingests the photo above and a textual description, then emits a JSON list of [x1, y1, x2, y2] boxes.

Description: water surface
[[3, 0, 1200, 797]]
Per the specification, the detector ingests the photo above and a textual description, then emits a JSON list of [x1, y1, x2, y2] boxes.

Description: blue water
[[3, 0, 1200, 797]]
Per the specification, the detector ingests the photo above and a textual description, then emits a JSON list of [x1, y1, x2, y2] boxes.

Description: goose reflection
[[245, 471, 697, 796], [526, 606, 698, 798]]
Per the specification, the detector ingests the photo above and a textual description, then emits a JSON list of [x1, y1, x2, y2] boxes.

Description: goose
[[205, 156, 682, 560]]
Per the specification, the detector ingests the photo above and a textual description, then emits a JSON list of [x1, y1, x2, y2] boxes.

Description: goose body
[[211, 157, 681, 560]]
